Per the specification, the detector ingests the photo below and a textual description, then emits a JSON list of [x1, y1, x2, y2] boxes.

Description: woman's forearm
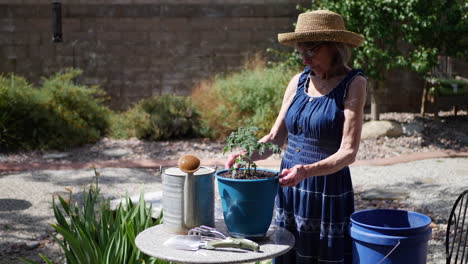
[[303, 147, 357, 177], [251, 126, 287, 161]]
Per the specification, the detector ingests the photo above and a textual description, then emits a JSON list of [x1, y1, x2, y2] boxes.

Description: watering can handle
[[376, 240, 401, 264]]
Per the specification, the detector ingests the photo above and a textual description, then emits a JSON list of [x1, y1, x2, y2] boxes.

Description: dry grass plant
[[192, 55, 295, 139]]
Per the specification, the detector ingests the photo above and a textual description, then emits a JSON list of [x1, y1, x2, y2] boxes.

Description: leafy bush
[[266, 47, 303, 71], [40, 69, 112, 145], [428, 78, 468, 96], [0, 74, 47, 151], [192, 57, 297, 138], [21, 170, 169, 264], [108, 108, 146, 140], [0, 69, 112, 152], [116, 95, 201, 141]]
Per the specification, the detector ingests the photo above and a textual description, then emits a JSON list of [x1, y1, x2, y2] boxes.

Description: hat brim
[[278, 30, 364, 47]]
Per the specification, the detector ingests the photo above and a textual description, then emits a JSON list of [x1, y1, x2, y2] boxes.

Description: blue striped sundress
[[274, 66, 366, 264]]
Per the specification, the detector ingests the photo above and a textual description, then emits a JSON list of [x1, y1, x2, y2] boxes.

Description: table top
[[135, 220, 295, 264]]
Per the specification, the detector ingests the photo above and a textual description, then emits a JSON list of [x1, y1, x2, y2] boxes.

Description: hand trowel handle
[[205, 238, 260, 252]]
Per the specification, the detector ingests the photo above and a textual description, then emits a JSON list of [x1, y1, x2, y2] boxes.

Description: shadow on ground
[[419, 115, 467, 150]]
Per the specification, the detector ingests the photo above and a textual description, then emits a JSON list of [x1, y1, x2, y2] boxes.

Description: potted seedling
[[215, 127, 281, 239]]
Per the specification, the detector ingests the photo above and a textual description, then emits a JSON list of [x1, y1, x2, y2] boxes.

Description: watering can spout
[[179, 155, 201, 230]]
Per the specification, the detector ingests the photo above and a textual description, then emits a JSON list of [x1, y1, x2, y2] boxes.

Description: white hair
[[295, 41, 352, 67], [332, 42, 352, 67]]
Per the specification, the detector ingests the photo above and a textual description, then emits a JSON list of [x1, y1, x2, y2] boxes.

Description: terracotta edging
[[0, 150, 467, 173]]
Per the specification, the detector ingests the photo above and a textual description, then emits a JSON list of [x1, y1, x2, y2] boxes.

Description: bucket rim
[[350, 209, 432, 231], [215, 168, 279, 182]]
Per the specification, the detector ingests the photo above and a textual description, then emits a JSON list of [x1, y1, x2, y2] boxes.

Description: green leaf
[[39, 253, 56, 264], [52, 224, 88, 263], [223, 126, 281, 176]]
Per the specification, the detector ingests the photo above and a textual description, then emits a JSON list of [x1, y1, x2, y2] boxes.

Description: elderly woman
[[225, 10, 367, 263]]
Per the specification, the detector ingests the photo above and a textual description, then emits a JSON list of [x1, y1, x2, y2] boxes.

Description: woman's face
[[296, 42, 334, 76]]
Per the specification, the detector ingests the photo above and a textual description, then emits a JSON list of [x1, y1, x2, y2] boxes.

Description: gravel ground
[[351, 158, 468, 264], [2, 159, 467, 264], [0, 111, 467, 264]]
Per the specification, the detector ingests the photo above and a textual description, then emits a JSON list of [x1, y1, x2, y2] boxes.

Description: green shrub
[[0, 74, 48, 151], [40, 69, 112, 145], [266, 47, 303, 71], [107, 111, 136, 139], [428, 78, 468, 96], [0, 69, 112, 152], [21, 170, 169, 264], [192, 58, 297, 138], [108, 106, 149, 140], [115, 95, 201, 141]]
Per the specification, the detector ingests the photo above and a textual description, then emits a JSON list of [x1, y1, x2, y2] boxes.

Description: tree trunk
[[370, 80, 381, 121], [420, 80, 428, 115]]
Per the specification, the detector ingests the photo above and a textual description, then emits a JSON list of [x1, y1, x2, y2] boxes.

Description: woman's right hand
[[224, 153, 242, 169]]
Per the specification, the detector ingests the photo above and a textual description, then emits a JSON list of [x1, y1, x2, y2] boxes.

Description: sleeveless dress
[[274, 66, 366, 264]]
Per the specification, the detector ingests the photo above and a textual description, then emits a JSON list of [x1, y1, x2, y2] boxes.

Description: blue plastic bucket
[[350, 209, 432, 264], [215, 168, 278, 239]]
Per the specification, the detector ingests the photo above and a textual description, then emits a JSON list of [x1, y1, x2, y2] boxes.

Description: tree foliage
[[291, 0, 467, 119], [305, 0, 467, 80]]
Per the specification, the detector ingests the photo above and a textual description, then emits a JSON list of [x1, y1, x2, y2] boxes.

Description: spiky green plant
[[20, 169, 169, 264]]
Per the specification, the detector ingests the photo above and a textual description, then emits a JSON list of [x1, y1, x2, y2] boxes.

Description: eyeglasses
[[296, 43, 323, 58]]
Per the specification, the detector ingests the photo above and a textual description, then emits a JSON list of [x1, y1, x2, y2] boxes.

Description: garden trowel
[[163, 235, 260, 252]]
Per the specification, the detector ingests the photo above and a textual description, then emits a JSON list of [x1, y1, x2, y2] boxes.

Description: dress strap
[[296, 66, 312, 92], [343, 69, 367, 100]]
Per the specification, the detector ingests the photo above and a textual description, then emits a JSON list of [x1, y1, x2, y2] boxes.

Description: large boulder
[[361, 120, 403, 139]]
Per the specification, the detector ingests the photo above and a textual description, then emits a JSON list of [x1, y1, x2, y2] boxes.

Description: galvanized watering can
[[162, 155, 215, 234]]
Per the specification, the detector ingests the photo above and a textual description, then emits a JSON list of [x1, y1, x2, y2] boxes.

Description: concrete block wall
[[0, 0, 307, 109], [2, 1, 465, 112]]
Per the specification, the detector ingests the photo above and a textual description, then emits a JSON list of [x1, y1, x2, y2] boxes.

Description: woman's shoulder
[[285, 73, 302, 93], [345, 69, 366, 86], [346, 73, 367, 98], [292, 72, 302, 82], [350, 75, 367, 88], [285, 72, 302, 88], [350, 68, 367, 78], [350, 68, 367, 82]]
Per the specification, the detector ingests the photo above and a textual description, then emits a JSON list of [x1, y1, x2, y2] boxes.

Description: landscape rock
[[361, 120, 403, 139], [25, 241, 40, 250], [402, 121, 424, 136], [102, 148, 130, 157], [43, 153, 70, 159]]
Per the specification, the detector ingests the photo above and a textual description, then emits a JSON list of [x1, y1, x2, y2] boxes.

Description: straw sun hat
[[278, 10, 364, 47]]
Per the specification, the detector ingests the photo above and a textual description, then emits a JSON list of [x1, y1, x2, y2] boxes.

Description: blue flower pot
[[215, 168, 279, 239]]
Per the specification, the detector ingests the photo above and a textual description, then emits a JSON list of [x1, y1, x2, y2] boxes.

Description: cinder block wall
[[0, 0, 306, 109], [1, 1, 466, 112]]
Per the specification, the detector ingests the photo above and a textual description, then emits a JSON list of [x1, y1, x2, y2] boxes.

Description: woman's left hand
[[279, 165, 308, 187]]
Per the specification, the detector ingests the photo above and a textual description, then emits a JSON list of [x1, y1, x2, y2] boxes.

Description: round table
[[135, 220, 295, 264]]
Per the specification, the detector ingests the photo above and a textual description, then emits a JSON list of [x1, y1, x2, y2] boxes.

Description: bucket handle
[[376, 240, 401, 264]]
